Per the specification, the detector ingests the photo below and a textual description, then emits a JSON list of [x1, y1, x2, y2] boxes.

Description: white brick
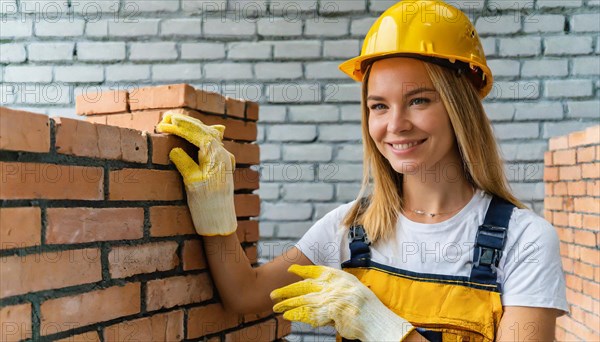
[[521, 59, 568, 77], [260, 163, 315, 182], [4, 66, 52, 83], [267, 125, 317, 142], [204, 63, 252, 80], [323, 39, 360, 58], [55, 66, 104, 83], [223, 82, 263, 101], [257, 183, 279, 201], [153, 64, 202, 81], [572, 57, 600, 75], [523, 14, 565, 33], [475, 16, 521, 35], [487, 59, 520, 77], [0, 18, 32, 38], [319, 124, 362, 142], [257, 124, 265, 142], [289, 105, 339, 122], [255, 62, 302, 80], [282, 183, 334, 201], [181, 42, 225, 60], [283, 144, 333, 162], [351, 17, 376, 36], [260, 143, 281, 161], [122, 0, 178, 12], [514, 102, 563, 120], [537, 0, 582, 7], [276, 221, 313, 239], [160, 18, 202, 36], [1, 0, 18, 14], [336, 144, 363, 162], [571, 13, 600, 34], [488, 81, 539, 100], [258, 105, 287, 122], [321, 163, 362, 181], [567, 101, 600, 119], [257, 225, 276, 242], [8, 84, 70, 105], [35, 19, 85, 37], [499, 37, 541, 57], [269, 0, 315, 14], [0, 43, 26, 62], [85, 20, 108, 37], [228, 0, 268, 15], [487, 0, 534, 9], [505, 162, 543, 182], [182, 0, 226, 12], [273, 41, 321, 59], [336, 183, 361, 201], [324, 83, 361, 102], [320, 0, 366, 13], [481, 38, 497, 56], [545, 79, 593, 98], [340, 104, 362, 121], [130, 42, 177, 61], [106, 65, 150, 82], [28, 42, 74, 62], [306, 61, 348, 79], [483, 102, 515, 121], [268, 83, 322, 103], [257, 18, 301, 36], [72, 0, 119, 14], [204, 17, 256, 36], [20, 0, 68, 13], [109, 20, 159, 37], [368, 0, 397, 12], [305, 19, 349, 37], [228, 42, 272, 60], [77, 42, 125, 62], [492, 122, 539, 140], [500, 142, 548, 162], [512, 182, 544, 201], [544, 36, 593, 55], [543, 121, 594, 139]]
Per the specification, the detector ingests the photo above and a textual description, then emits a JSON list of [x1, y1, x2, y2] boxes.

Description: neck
[[401, 173, 475, 217]]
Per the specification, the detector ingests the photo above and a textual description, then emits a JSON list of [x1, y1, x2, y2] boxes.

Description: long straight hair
[[341, 60, 526, 243]]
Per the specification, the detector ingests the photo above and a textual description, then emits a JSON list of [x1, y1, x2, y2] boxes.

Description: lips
[[387, 139, 426, 151]]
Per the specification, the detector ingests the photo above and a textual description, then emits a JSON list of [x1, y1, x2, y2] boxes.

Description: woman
[[156, 1, 568, 341]]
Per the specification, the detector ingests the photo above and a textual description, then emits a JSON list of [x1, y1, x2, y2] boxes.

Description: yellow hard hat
[[339, 0, 493, 98]]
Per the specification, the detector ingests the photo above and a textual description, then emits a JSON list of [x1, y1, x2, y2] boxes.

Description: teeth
[[392, 141, 421, 150]]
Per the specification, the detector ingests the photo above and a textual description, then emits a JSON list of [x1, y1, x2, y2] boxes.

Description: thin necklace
[[406, 187, 475, 218]]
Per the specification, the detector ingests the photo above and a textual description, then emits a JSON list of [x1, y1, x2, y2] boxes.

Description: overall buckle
[[348, 225, 371, 245]]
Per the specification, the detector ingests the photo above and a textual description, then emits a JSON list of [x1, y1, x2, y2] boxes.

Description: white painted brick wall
[[475, 16, 521, 35], [77, 42, 125, 62], [130, 42, 178, 61], [289, 105, 339, 122], [282, 144, 333, 162], [105, 65, 150, 82], [273, 41, 321, 59], [0, 43, 27, 63], [181, 42, 225, 60], [521, 60, 568, 77], [268, 124, 317, 142], [523, 14, 565, 33]]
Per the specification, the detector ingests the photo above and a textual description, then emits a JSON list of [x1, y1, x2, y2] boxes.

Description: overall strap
[[470, 195, 515, 291], [347, 197, 372, 261]]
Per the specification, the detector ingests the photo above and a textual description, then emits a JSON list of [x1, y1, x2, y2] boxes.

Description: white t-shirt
[[295, 189, 569, 314]]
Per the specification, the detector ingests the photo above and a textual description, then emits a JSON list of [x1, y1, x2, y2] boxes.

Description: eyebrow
[[367, 87, 437, 101]]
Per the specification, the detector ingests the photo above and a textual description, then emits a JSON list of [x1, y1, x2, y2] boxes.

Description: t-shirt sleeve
[[500, 209, 569, 315], [294, 202, 354, 269]]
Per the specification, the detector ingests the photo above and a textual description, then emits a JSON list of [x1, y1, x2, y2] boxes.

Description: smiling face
[[366, 57, 461, 176]]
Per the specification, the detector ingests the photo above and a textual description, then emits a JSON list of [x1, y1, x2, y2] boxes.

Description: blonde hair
[[342, 60, 527, 243]]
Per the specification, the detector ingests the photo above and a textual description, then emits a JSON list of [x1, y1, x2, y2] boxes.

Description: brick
[[260, 162, 315, 182], [109, 169, 182, 201], [130, 84, 196, 111], [255, 62, 303, 80], [537, 0, 582, 7], [0, 303, 32, 342], [28, 42, 73, 63], [181, 42, 225, 60], [545, 79, 593, 98], [77, 42, 125, 62], [187, 303, 242, 338], [583, 214, 599, 230], [568, 130, 588, 148], [225, 97, 246, 119], [150, 206, 196, 236], [204, 17, 256, 36], [0, 18, 32, 38], [108, 20, 159, 37], [487, 60, 520, 77], [130, 42, 177, 61], [182, 240, 207, 271], [323, 39, 360, 59], [228, 41, 272, 60], [225, 318, 276, 342], [246, 101, 259, 121], [571, 13, 600, 32], [0, 207, 41, 249], [109, 241, 179, 279], [35, 19, 85, 37], [153, 64, 203, 81], [273, 41, 321, 59], [545, 36, 593, 55], [0, 107, 50, 153], [289, 105, 338, 123], [523, 14, 565, 33], [257, 18, 301, 36], [549, 135, 569, 151], [306, 61, 348, 79], [235, 194, 260, 217], [104, 310, 183, 342], [4, 65, 52, 83], [222, 141, 259, 165], [483, 102, 515, 121], [104, 111, 163, 132], [283, 144, 333, 162], [319, 124, 363, 142], [521, 60, 569, 78], [186, 110, 257, 141], [544, 151, 553, 166], [574, 197, 600, 214], [262, 202, 312, 220], [1, 248, 101, 298], [577, 146, 596, 163], [46, 208, 143, 244], [573, 56, 600, 76], [582, 162, 600, 179], [488, 81, 539, 100], [0, 43, 26, 63], [553, 149, 577, 165], [498, 37, 541, 57], [55, 331, 100, 342], [204, 63, 253, 80], [196, 90, 226, 114], [267, 124, 317, 142], [475, 16, 521, 35], [305, 19, 350, 37], [150, 133, 196, 165], [0, 162, 104, 200], [234, 168, 259, 191], [40, 283, 140, 335], [587, 180, 600, 196], [282, 183, 334, 201], [240, 220, 259, 242], [320, 0, 365, 12], [161, 18, 202, 36], [106, 65, 150, 82], [76, 90, 128, 115], [567, 181, 587, 196], [559, 165, 582, 181], [585, 126, 600, 146], [269, 83, 322, 103], [569, 212, 582, 230], [55, 66, 104, 83], [86, 20, 108, 37], [146, 274, 213, 310]]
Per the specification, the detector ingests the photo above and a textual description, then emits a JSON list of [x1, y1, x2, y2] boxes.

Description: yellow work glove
[[271, 265, 415, 342], [155, 112, 237, 236]]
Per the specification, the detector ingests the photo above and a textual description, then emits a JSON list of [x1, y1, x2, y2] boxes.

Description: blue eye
[[369, 103, 387, 111], [409, 98, 430, 106]]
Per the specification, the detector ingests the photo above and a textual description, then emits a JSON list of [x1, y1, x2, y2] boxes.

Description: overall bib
[[339, 196, 515, 342]]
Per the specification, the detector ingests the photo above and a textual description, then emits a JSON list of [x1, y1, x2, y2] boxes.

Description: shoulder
[[507, 207, 559, 249]]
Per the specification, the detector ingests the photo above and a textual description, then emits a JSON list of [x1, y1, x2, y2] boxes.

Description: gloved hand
[[270, 265, 415, 341], [155, 112, 237, 236]]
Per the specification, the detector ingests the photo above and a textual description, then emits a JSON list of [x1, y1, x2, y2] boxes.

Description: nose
[[386, 106, 412, 133]]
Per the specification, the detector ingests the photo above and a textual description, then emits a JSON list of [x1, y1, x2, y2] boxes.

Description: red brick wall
[[0, 85, 290, 342], [544, 125, 600, 341]]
